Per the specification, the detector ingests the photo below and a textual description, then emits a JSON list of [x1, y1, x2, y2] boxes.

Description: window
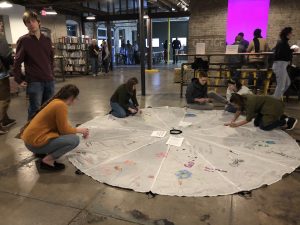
[[66, 25, 77, 36]]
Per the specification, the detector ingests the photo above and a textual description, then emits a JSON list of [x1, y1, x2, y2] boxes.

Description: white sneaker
[[93, 74, 96, 77]]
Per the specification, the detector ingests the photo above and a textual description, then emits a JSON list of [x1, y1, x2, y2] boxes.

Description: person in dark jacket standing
[[225, 93, 297, 131], [0, 36, 15, 134], [172, 37, 181, 64], [88, 39, 100, 77], [12, 11, 55, 120], [185, 73, 227, 110], [110, 77, 139, 118], [272, 27, 294, 98]]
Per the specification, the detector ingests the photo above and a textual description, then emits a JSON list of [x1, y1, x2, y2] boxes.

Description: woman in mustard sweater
[[21, 84, 89, 171]]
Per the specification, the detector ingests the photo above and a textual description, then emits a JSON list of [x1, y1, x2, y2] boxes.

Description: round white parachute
[[68, 107, 300, 197]]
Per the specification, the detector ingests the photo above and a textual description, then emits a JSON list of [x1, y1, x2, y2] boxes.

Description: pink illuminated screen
[[226, 0, 270, 45]]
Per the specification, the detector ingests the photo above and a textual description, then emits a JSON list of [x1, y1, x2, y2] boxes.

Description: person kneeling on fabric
[[225, 79, 252, 113], [20, 84, 89, 171], [224, 93, 297, 131], [185, 73, 227, 110], [110, 77, 140, 118]]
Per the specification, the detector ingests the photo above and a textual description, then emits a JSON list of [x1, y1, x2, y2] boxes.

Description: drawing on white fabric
[[68, 107, 300, 197]]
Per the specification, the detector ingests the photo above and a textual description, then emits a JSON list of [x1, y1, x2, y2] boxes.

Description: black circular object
[[170, 129, 182, 135]]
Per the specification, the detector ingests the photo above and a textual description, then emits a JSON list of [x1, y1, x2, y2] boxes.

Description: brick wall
[[188, 0, 300, 60]]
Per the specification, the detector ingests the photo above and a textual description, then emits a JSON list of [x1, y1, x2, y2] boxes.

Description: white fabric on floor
[[68, 107, 300, 197]]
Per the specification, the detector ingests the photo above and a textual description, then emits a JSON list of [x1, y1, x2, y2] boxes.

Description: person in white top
[[225, 79, 252, 113]]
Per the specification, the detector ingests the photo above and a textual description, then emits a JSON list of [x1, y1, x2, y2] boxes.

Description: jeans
[[272, 61, 291, 98], [27, 81, 55, 120], [253, 113, 286, 131], [188, 103, 214, 110], [25, 134, 80, 159], [102, 59, 109, 73], [110, 101, 136, 118], [0, 77, 10, 122], [90, 57, 98, 74], [207, 91, 227, 104]]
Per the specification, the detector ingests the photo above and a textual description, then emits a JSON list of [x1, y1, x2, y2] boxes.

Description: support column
[[146, 17, 152, 70], [106, 21, 113, 71], [138, 0, 146, 96], [92, 22, 97, 39], [167, 18, 170, 63]]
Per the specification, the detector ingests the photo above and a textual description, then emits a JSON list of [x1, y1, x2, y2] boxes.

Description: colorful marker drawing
[[156, 152, 167, 158], [175, 170, 192, 179], [184, 161, 195, 168]]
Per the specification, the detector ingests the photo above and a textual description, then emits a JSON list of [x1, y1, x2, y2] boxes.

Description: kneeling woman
[[225, 93, 297, 131], [21, 84, 89, 171], [110, 77, 139, 118]]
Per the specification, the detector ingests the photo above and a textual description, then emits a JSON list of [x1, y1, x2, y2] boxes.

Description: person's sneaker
[[93, 73, 96, 77], [0, 126, 8, 135], [286, 117, 298, 131], [1, 118, 16, 128], [40, 160, 65, 171]]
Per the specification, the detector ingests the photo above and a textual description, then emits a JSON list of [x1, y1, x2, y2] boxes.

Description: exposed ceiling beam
[[83, 10, 190, 21], [162, 0, 181, 11]]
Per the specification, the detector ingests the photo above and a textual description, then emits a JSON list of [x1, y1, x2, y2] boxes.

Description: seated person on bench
[[185, 73, 227, 110]]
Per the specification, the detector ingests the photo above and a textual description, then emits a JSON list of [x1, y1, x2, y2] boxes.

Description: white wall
[[0, 4, 28, 44]]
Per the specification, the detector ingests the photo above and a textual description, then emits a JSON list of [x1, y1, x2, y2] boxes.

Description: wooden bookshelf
[[57, 36, 91, 74]]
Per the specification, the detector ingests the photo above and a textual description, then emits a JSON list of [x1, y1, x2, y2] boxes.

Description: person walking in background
[[102, 41, 110, 74], [133, 41, 139, 64], [172, 37, 181, 64], [88, 39, 100, 77], [0, 36, 15, 134], [247, 29, 269, 92], [238, 32, 249, 50], [120, 41, 127, 65], [12, 11, 55, 120], [272, 27, 295, 99], [163, 40, 168, 64], [21, 84, 89, 171], [126, 40, 133, 65]]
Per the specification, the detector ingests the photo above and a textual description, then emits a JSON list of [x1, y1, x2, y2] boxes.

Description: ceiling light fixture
[[86, 16, 96, 20], [0, 1, 12, 8], [43, 7, 57, 15]]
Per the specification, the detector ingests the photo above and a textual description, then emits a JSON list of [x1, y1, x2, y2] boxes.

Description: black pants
[[173, 49, 179, 64], [0, 77, 11, 123], [102, 59, 109, 73], [254, 113, 286, 131]]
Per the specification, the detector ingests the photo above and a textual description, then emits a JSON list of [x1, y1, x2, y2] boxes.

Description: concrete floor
[[0, 66, 300, 225]]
